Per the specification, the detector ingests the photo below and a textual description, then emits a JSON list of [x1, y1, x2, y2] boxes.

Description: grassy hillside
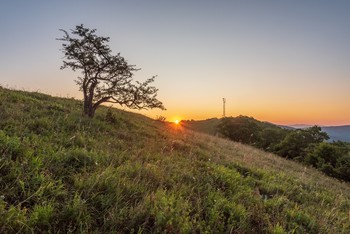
[[1, 87, 350, 233]]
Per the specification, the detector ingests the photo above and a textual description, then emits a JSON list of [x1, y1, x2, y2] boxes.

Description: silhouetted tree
[[58, 24, 165, 117]]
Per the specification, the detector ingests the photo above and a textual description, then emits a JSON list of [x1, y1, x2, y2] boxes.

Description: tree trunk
[[82, 80, 98, 118], [83, 98, 95, 118]]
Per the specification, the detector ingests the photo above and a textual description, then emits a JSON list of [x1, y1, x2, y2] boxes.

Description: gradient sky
[[1, 1, 350, 125]]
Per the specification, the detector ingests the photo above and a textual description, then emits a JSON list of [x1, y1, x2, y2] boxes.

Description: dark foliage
[[217, 116, 262, 144]]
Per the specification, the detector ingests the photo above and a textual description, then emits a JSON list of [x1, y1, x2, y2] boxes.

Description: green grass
[[0, 86, 350, 233]]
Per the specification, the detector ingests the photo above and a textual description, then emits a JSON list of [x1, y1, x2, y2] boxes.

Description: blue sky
[[1, 1, 350, 124]]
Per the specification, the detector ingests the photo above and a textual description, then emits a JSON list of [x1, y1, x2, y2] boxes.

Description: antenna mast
[[222, 98, 226, 118]]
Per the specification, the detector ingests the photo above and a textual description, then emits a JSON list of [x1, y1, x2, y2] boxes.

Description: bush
[[306, 142, 350, 181], [335, 155, 350, 181]]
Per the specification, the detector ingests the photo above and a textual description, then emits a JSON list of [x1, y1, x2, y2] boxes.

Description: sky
[[1, 0, 350, 125]]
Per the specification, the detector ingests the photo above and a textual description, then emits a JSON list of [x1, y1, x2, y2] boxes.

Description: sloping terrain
[[0, 87, 350, 233]]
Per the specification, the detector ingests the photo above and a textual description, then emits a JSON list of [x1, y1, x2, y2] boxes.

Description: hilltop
[[1, 87, 350, 233]]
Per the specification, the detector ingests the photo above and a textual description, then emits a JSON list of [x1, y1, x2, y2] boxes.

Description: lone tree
[[58, 24, 165, 117]]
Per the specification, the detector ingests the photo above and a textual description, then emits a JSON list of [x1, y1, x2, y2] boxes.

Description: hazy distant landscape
[[281, 125, 350, 142], [320, 126, 350, 142]]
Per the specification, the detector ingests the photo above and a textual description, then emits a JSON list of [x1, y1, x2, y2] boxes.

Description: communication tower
[[222, 98, 226, 118]]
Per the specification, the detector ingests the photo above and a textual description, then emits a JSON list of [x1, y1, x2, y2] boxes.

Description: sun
[[174, 119, 180, 125]]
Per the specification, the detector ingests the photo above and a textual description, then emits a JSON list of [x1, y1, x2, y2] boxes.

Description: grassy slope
[[0, 87, 350, 233]]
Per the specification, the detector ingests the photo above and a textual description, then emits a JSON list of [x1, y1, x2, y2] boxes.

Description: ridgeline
[[0, 87, 349, 233]]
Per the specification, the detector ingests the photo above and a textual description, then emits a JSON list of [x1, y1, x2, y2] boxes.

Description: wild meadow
[[1, 86, 350, 233]]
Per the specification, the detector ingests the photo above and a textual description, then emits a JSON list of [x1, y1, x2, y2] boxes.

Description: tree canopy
[[57, 24, 165, 117]]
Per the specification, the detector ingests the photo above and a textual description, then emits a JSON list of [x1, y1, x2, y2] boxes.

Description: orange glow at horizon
[[135, 96, 350, 127], [160, 106, 350, 126]]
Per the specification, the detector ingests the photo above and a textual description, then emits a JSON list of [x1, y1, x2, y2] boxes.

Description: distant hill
[[282, 124, 350, 142], [321, 125, 350, 142], [1, 87, 350, 232], [288, 124, 313, 129]]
